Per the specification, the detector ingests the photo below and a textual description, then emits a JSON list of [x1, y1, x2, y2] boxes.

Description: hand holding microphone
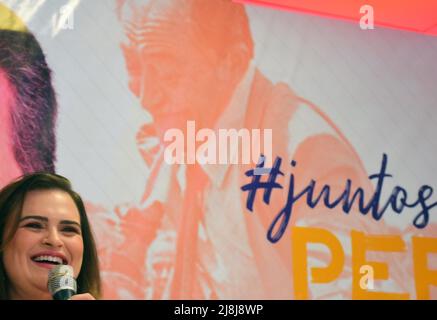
[[48, 265, 95, 300]]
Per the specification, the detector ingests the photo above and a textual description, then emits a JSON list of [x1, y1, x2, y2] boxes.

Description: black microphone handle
[[53, 289, 76, 300]]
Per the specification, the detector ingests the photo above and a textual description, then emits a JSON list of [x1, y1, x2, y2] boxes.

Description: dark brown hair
[[0, 30, 57, 174], [0, 172, 101, 299]]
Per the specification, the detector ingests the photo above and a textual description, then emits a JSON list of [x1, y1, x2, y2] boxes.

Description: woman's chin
[[28, 272, 50, 296]]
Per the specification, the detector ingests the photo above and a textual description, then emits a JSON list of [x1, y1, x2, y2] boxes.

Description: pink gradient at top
[[234, 0, 437, 36]]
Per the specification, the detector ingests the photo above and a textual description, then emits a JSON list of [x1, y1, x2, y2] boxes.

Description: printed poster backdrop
[[0, 0, 436, 299]]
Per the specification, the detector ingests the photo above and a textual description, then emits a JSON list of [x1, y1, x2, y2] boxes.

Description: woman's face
[[2, 189, 84, 299]]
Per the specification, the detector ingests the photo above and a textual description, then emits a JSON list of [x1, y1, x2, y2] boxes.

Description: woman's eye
[[62, 227, 81, 235], [23, 222, 43, 229]]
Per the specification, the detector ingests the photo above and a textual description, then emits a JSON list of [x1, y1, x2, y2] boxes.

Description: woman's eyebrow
[[19, 216, 81, 227], [19, 215, 48, 222]]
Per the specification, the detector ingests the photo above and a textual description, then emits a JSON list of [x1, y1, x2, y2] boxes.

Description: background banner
[[0, 0, 436, 299]]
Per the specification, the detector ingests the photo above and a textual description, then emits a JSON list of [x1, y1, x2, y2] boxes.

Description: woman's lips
[[31, 260, 60, 270], [30, 252, 68, 270]]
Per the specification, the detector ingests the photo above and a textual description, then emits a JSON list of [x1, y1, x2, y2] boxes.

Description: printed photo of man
[[109, 0, 405, 299]]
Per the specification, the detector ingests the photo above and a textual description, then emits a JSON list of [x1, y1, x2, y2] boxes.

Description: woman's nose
[[42, 228, 63, 248]]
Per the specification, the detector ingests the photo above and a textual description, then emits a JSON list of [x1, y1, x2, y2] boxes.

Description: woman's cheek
[[68, 236, 84, 276]]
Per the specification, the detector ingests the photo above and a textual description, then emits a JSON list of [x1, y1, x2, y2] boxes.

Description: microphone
[[47, 265, 77, 300]]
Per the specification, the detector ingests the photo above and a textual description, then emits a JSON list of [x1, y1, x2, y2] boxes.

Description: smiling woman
[[0, 173, 101, 300]]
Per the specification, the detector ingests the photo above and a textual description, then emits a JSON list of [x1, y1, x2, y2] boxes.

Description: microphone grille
[[47, 265, 77, 296]]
